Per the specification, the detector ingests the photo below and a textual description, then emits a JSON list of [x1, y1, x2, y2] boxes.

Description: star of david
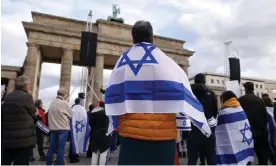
[[240, 122, 253, 146], [117, 43, 158, 75], [75, 120, 85, 133]]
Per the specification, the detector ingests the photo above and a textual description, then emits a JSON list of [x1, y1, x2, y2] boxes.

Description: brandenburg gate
[[2, 11, 194, 105]]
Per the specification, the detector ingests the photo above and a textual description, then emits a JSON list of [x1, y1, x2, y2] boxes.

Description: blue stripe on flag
[[83, 118, 90, 152], [176, 116, 188, 120], [216, 147, 254, 164], [177, 127, 191, 130], [191, 118, 204, 128], [105, 80, 203, 112], [70, 120, 77, 154], [217, 111, 247, 125], [112, 116, 119, 129], [267, 114, 276, 153]]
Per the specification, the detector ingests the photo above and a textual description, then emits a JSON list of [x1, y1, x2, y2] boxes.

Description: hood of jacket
[[191, 83, 210, 98], [91, 106, 105, 114]]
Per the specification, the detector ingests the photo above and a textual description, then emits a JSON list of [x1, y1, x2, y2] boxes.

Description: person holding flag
[[90, 101, 112, 165], [104, 20, 211, 165], [188, 73, 218, 165], [215, 91, 254, 165], [69, 98, 90, 163]]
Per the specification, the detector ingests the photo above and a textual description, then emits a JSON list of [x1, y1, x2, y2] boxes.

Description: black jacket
[[191, 84, 218, 121], [239, 93, 267, 137], [274, 104, 276, 122], [1, 89, 37, 148], [89, 107, 111, 153]]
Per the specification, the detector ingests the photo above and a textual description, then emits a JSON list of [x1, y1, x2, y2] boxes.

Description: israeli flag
[[266, 107, 276, 155], [176, 114, 191, 131], [216, 106, 254, 165], [70, 105, 90, 154], [105, 42, 211, 137]]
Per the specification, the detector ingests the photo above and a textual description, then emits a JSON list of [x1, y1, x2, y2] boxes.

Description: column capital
[[26, 42, 39, 48], [62, 47, 74, 52], [96, 53, 104, 57]]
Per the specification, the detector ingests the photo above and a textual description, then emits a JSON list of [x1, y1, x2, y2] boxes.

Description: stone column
[[93, 54, 104, 104], [217, 95, 221, 109], [85, 67, 95, 109], [60, 48, 73, 98], [179, 63, 189, 75], [7, 79, 16, 93], [23, 43, 41, 99]]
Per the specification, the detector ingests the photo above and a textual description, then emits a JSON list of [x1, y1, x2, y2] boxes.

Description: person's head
[[244, 82, 254, 93], [221, 91, 238, 103], [262, 96, 273, 107], [35, 99, 43, 108], [89, 104, 94, 111], [75, 98, 81, 105], [262, 93, 269, 98], [15, 75, 31, 92], [194, 73, 206, 84], [98, 101, 105, 108], [57, 88, 67, 99], [132, 21, 153, 44]]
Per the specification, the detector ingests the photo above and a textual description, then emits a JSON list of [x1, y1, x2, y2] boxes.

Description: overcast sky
[[2, 0, 276, 109]]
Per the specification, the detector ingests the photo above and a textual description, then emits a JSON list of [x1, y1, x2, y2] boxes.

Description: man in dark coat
[[90, 101, 111, 165], [1, 75, 37, 165], [239, 82, 269, 165], [187, 73, 218, 165]]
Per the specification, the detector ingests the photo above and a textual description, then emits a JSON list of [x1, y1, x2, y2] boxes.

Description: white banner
[[225, 80, 241, 98]]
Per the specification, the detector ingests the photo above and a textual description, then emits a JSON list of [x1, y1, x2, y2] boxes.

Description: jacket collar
[[223, 97, 240, 108], [57, 95, 64, 100]]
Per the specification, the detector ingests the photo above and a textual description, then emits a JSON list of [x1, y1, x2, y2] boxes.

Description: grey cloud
[[177, 0, 276, 80]]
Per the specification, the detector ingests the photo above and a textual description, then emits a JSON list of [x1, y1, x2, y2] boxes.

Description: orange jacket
[[118, 113, 177, 141]]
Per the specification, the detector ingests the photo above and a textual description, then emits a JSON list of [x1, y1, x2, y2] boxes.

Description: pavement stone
[[30, 142, 259, 165]]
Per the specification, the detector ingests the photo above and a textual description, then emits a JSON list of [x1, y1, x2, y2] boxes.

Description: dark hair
[[35, 99, 42, 108], [262, 96, 273, 107], [132, 21, 153, 44], [99, 101, 105, 108], [89, 104, 94, 111], [194, 73, 206, 84], [75, 98, 81, 105], [221, 91, 237, 103], [262, 93, 269, 98], [244, 82, 254, 92]]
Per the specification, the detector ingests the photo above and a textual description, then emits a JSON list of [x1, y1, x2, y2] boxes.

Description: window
[[256, 84, 258, 88], [211, 79, 214, 84], [217, 80, 220, 84], [257, 92, 259, 97], [222, 80, 225, 84], [260, 85, 263, 89]]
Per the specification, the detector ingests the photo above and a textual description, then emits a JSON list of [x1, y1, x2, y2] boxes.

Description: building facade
[[189, 72, 276, 108]]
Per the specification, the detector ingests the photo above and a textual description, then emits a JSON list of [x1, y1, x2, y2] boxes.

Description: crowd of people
[[1, 20, 276, 166]]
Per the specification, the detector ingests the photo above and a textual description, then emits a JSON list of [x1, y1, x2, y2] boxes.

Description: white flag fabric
[[105, 42, 211, 137], [70, 105, 90, 154], [176, 114, 191, 131], [215, 106, 254, 165], [266, 107, 276, 154]]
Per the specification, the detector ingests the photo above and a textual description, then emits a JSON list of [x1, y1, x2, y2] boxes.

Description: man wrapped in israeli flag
[[216, 91, 254, 165], [105, 20, 210, 165], [69, 98, 90, 163]]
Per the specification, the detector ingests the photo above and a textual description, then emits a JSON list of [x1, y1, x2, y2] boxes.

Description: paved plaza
[[30, 142, 189, 165], [30, 141, 259, 165]]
